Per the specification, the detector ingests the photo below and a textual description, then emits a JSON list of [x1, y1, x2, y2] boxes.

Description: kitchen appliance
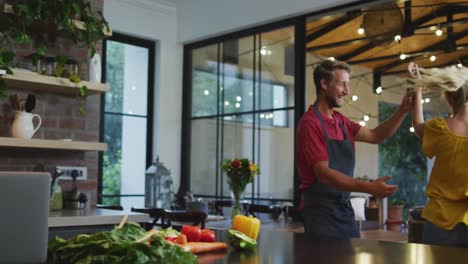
[[63, 170, 88, 209]]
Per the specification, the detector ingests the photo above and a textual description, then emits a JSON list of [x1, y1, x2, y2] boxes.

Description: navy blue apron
[[302, 104, 360, 239]]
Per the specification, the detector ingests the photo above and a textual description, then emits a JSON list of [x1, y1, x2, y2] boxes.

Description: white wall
[[175, 0, 377, 43], [104, 0, 183, 190]]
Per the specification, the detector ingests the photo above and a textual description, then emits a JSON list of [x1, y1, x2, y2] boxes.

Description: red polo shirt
[[296, 105, 361, 190]]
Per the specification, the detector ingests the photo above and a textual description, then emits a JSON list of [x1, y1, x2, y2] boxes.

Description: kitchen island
[[198, 229, 468, 264], [49, 208, 149, 239]]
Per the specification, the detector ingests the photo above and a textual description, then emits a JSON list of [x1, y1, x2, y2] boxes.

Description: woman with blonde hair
[[408, 62, 468, 248]]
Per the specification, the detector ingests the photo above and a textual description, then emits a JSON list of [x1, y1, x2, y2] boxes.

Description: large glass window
[[188, 25, 296, 201], [100, 33, 154, 208]]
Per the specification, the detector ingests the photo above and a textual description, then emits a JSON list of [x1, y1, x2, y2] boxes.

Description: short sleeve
[[297, 120, 328, 168], [423, 118, 446, 158]]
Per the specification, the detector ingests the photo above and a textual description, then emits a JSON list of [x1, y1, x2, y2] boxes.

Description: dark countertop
[[198, 229, 468, 264]]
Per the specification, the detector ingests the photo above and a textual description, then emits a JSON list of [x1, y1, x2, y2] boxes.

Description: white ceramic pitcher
[[11, 111, 42, 139]]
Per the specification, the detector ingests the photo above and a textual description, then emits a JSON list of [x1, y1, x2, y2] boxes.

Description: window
[[99, 33, 155, 208], [184, 24, 298, 202]]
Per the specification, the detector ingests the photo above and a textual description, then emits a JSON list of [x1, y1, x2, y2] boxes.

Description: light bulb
[[424, 98, 430, 103], [363, 115, 370, 122], [435, 29, 443, 36], [359, 121, 366, 126], [410, 127, 415, 133], [457, 63, 463, 68], [430, 55, 436, 62], [236, 96, 242, 101], [351, 95, 358, 101], [400, 54, 406, 60], [260, 48, 267, 56], [357, 27, 365, 35], [394, 35, 401, 42], [204, 90, 209, 95], [235, 102, 241, 108], [328, 57, 335, 61], [224, 101, 230, 106], [375, 86, 383, 94]]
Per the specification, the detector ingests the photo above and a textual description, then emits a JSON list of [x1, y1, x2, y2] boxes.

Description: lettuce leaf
[[47, 222, 197, 264]]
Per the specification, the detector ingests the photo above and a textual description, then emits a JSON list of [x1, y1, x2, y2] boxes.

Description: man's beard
[[325, 92, 342, 108]]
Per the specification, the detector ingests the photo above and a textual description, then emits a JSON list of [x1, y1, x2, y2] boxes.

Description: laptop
[[0, 172, 50, 263]]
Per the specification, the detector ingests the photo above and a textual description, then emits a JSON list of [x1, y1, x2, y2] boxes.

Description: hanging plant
[[5, 0, 109, 57], [0, 0, 109, 111]]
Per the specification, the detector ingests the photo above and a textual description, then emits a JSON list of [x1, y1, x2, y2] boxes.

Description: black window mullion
[[99, 32, 155, 206]]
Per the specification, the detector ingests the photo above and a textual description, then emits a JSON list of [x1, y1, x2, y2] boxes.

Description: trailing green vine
[[0, 0, 109, 108]]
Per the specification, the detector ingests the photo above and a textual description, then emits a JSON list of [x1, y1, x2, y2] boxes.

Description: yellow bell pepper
[[231, 215, 261, 240]]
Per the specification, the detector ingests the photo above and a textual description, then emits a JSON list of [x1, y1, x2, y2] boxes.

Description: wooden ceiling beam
[[330, 4, 468, 60], [375, 30, 468, 73], [415, 18, 468, 33], [305, 10, 361, 43]]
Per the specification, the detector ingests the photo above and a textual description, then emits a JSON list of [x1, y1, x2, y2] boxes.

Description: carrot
[[181, 242, 228, 254], [176, 233, 188, 245]]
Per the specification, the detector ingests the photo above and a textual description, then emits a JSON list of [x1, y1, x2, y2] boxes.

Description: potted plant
[[388, 198, 405, 220]]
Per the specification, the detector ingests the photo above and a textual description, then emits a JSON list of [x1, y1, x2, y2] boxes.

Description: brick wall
[[0, 0, 105, 207]]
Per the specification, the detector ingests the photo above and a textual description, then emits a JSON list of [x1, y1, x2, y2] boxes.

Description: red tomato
[[181, 225, 201, 242], [164, 237, 177, 243], [200, 228, 216, 242]]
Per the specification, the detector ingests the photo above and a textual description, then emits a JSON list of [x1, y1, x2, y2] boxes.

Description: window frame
[[98, 32, 155, 204], [181, 18, 306, 205]]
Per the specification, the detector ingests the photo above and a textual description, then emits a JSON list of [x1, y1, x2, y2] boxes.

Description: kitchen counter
[[199, 229, 468, 264], [48, 208, 150, 240], [49, 208, 149, 227]]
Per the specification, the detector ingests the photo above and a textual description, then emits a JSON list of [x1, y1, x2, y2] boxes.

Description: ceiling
[[306, 0, 468, 77]]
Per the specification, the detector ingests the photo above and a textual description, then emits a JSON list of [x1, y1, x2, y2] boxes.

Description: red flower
[[231, 159, 241, 168]]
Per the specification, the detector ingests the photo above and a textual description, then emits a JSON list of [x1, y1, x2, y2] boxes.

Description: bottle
[[50, 177, 63, 211]]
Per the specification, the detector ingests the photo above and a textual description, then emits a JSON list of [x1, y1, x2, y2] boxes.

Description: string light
[[235, 102, 241, 108], [424, 98, 430, 103], [394, 35, 401, 43], [359, 121, 366, 126], [357, 25, 365, 35], [328, 57, 336, 61], [363, 115, 370, 122], [430, 55, 436, 62], [236, 96, 242, 101], [204, 90, 210, 95], [400, 53, 407, 60], [351, 95, 358, 101], [410, 126, 415, 133], [224, 101, 230, 106], [260, 47, 272, 56], [435, 29, 443, 36], [375, 86, 383, 94]]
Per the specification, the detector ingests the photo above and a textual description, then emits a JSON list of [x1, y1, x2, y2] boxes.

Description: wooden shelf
[[3, 4, 112, 36], [0, 137, 107, 152], [4, 70, 108, 96]]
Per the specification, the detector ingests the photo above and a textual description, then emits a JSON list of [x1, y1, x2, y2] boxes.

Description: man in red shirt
[[296, 60, 413, 239]]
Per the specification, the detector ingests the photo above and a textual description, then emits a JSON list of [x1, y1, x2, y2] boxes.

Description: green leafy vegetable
[[47, 222, 197, 264]]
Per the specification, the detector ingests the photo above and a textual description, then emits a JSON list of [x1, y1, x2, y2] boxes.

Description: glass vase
[[230, 190, 244, 219]]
